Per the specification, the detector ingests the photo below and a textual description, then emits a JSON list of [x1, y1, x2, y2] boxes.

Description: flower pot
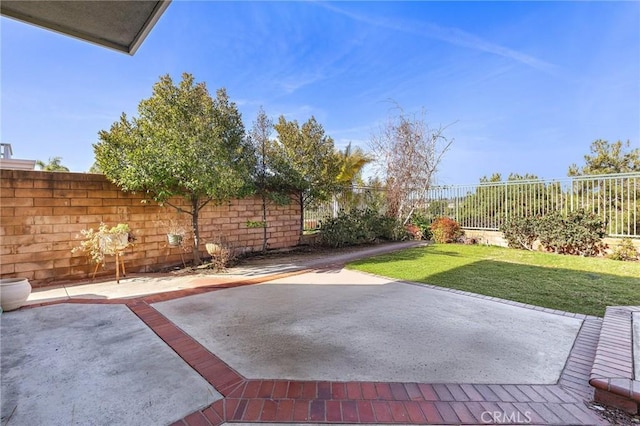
[[0, 278, 32, 312], [99, 233, 129, 255], [167, 233, 183, 247]]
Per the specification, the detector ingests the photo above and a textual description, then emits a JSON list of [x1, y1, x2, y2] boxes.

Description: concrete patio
[[0, 242, 613, 425], [154, 271, 581, 384]]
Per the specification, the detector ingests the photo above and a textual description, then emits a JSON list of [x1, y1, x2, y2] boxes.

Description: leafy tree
[[94, 73, 254, 265], [568, 139, 639, 175], [248, 107, 271, 253], [569, 139, 640, 236], [370, 105, 454, 223], [272, 115, 340, 233], [36, 157, 69, 172], [247, 107, 291, 252]]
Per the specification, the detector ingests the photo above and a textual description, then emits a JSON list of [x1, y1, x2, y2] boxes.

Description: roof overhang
[[0, 158, 36, 171], [0, 0, 171, 55]]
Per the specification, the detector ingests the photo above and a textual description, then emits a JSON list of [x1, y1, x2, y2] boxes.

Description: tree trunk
[[299, 192, 304, 235], [191, 197, 201, 265], [261, 193, 268, 253]]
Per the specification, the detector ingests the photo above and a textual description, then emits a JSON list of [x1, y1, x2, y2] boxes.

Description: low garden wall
[[463, 229, 640, 252], [462, 229, 508, 247], [0, 170, 300, 287]]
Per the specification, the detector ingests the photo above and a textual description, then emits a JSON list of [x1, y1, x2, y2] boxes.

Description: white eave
[[0, 0, 171, 55], [0, 158, 36, 171]]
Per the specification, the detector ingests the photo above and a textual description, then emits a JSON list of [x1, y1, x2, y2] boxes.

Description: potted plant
[[0, 277, 32, 312], [99, 223, 131, 254], [72, 223, 132, 282], [165, 220, 188, 247]]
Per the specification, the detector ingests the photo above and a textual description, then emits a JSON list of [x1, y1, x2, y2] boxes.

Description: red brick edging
[[589, 306, 639, 414], [18, 248, 616, 425], [126, 299, 606, 425]]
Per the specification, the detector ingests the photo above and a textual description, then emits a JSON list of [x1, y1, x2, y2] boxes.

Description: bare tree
[[370, 105, 454, 223]]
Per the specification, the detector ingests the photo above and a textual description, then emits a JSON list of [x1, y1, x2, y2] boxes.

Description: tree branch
[[163, 200, 192, 216]]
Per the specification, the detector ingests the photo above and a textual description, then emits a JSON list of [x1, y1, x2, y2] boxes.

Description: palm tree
[[335, 143, 373, 211], [35, 157, 69, 172], [336, 142, 372, 186]]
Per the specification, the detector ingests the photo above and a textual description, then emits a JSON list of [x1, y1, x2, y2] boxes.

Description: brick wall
[[0, 170, 300, 287]]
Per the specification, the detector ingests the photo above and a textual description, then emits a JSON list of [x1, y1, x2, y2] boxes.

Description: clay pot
[[0, 278, 32, 312]]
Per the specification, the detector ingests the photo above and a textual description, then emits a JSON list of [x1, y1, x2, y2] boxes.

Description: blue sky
[[1, 1, 639, 184]]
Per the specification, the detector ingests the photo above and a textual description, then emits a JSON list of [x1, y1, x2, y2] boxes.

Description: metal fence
[[303, 186, 387, 230], [305, 173, 640, 238]]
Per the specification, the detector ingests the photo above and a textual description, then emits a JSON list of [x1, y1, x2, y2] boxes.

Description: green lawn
[[347, 244, 640, 317]]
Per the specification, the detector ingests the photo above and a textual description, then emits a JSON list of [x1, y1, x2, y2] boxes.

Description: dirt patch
[[588, 401, 640, 425]]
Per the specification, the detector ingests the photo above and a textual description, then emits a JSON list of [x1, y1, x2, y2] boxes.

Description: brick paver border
[[126, 288, 607, 425], [16, 254, 614, 425], [589, 306, 640, 414]]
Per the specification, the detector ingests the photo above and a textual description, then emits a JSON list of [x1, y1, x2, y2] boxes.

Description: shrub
[[608, 238, 639, 261], [319, 211, 361, 248], [410, 211, 433, 240], [405, 223, 423, 241], [376, 215, 407, 241], [205, 238, 236, 271], [430, 217, 463, 243], [500, 216, 538, 250], [536, 209, 607, 256], [320, 208, 405, 248]]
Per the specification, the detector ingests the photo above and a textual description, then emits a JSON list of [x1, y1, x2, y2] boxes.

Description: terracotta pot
[[0, 278, 32, 312]]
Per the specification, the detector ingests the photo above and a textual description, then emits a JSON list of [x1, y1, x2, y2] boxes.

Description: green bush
[[608, 238, 639, 261], [500, 216, 538, 250], [319, 210, 371, 248], [410, 211, 433, 240], [500, 210, 608, 257], [430, 217, 463, 243], [320, 208, 405, 248], [536, 209, 607, 256], [376, 215, 406, 241]]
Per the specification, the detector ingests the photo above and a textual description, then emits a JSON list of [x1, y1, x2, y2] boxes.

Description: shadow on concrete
[[153, 279, 582, 384], [309, 266, 344, 274], [347, 245, 460, 265]]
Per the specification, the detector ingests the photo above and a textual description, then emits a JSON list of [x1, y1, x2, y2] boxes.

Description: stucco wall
[[462, 229, 508, 247], [463, 228, 640, 253], [0, 170, 300, 287]]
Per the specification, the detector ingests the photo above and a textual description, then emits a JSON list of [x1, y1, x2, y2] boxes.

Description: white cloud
[[317, 2, 557, 74]]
